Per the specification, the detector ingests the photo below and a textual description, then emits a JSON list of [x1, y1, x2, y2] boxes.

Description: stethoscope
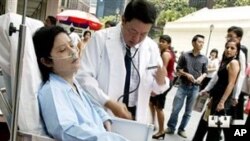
[[117, 45, 141, 102]]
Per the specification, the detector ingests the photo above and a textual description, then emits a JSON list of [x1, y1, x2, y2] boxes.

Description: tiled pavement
[[151, 86, 248, 141]]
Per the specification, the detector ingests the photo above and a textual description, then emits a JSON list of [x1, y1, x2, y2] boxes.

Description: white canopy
[[164, 6, 250, 61]]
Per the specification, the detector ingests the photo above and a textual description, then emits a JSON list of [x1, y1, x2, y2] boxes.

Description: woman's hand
[[200, 89, 209, 96], [151, 92, 157, 97], [216, 101, 225, 112]]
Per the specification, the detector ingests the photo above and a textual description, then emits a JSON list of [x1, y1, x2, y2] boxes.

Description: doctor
[[76, 0, 169, 123]]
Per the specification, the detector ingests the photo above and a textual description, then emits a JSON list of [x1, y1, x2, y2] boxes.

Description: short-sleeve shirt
[[177, 51, 208, 85]]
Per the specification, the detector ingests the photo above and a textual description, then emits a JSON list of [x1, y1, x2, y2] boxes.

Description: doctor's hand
[[105, 100, 132, 120], [103, 120, 112, 132], [154, 66, 167, 85]]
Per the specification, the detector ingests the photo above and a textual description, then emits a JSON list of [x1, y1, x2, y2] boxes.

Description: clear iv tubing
[[49, 48, 79, 60]]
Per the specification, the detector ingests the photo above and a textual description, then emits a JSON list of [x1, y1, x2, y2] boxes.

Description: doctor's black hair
[[123, 0, 157, 24], [33, 26, 68, 83]]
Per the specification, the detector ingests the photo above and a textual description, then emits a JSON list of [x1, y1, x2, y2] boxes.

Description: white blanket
[[0, 13, 45, 134]]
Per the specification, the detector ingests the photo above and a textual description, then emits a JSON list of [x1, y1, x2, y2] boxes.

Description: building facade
[[0, 0, 91, 22]]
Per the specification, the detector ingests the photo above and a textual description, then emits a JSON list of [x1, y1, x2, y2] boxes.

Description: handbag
[[194, 94, 208, 112], [208, 113, 231, 128]]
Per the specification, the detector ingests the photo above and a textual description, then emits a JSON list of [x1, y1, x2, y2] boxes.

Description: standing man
[[69, 27, 81, 48], [76, 0, 169, 123], [226, 26, 248, 139], [165, 34, 208, 138], [227, 26, 248, 117]]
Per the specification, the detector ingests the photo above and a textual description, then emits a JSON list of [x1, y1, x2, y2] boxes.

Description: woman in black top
[[204, 39, 240, 141]]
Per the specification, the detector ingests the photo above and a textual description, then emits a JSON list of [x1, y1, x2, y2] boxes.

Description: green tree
[[213, 0, 250, 8], [148, 0, 196, 38], [99, 15, 117, 29]]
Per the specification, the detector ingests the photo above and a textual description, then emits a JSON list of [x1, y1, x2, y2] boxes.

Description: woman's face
[[50, 33, 81, 76], [84, 32, 91, 40], [210, 52, 217, 60], [159, 39, 170, 51], [224, 41, 238, 58]]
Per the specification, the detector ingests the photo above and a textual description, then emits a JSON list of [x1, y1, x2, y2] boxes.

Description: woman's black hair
[[159, 34, 176, 62], [33, 26, 67, 83], [83, 30, 91, 37], [159, 35, 171, 44], [210, 48, 218, 58]]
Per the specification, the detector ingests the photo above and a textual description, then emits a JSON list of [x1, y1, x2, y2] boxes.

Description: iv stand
[[10, 0, 27, 140]]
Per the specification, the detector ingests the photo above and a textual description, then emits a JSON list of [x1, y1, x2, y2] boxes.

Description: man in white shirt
[[69, 27, 81, 47]]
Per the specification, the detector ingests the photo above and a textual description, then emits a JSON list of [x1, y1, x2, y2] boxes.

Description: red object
[[56, 10, 102, 30], [166, 50, 175, 80], [245, 99, 250, 115]]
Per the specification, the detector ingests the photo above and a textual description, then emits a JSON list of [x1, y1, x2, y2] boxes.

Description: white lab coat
[[76, 25, 169, 123]]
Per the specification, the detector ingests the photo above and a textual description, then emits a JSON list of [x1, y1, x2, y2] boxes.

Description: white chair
[[0, 13, 153, 141], [112, 118, 154, 141]]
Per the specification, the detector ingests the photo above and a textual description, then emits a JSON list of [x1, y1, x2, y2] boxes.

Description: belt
[[182, 82, 200, 86]]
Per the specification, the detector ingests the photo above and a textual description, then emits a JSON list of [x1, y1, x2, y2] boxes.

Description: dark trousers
[[206, 127, 231, 141], [231, 92, 245, 119], [245, 115, 250, 138], [192, 112, 208, 141]]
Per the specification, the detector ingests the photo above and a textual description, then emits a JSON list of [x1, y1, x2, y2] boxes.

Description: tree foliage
[[213, 0, 250, 8], [148, 0, 196, 27], [147, 0, 196, 37], [99, 15, 118, 29]]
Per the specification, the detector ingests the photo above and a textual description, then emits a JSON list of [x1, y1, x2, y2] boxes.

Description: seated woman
[[32, 26, 129, 141]]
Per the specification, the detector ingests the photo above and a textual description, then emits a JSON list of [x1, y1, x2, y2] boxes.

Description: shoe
[[152, 133, 165, 140], [178, 131, 187, 138], [165, 128, 174, 134]]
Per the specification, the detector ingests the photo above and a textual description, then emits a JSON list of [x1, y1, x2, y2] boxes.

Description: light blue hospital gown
[[38, 73, 129, 141]]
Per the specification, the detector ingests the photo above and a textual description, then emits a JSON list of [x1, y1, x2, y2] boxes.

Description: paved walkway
[[151, 86, 203, 141], [151, 86, 248, 141]]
